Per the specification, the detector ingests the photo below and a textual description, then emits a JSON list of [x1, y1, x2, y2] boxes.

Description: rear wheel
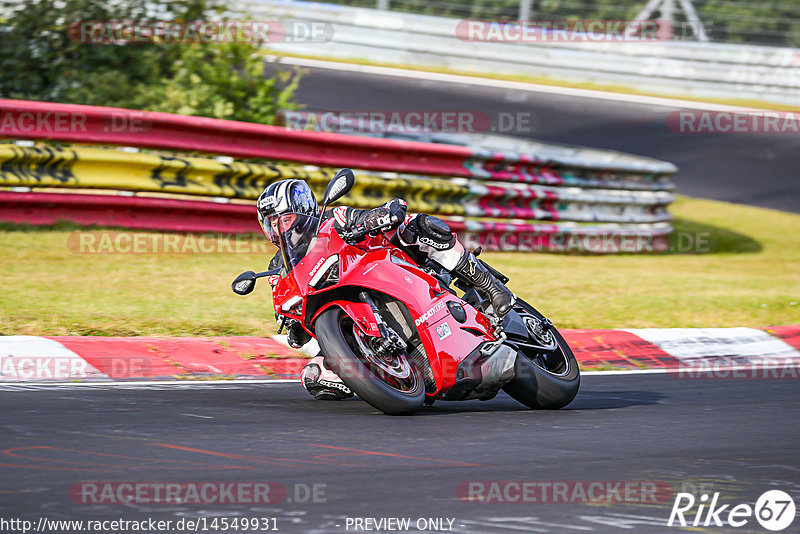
[[315, 308, 425, 415], [502, 299, 580, 409]]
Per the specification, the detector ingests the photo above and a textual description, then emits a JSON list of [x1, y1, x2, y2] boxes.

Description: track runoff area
[[0, 373, 797, 533]]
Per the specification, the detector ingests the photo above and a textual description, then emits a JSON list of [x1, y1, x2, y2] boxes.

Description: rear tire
[[502, 300, 580, 409], [315, 308, 425, 415]]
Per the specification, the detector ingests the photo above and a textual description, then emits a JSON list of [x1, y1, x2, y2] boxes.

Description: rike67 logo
[[668, 490, 795, 531]]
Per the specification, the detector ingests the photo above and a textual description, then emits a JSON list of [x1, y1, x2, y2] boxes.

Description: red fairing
[[271, 219, 496, 397], [315, 301, 382, 337]]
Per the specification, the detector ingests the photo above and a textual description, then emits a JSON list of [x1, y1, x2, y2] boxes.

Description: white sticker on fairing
[[436, 322, 452, 340], [308, 257, 326, 279]]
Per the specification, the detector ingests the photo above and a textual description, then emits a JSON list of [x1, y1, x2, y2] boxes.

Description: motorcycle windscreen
[[264, 212, 319, 271]]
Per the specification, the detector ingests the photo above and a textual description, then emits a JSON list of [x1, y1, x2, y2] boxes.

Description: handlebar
[[340, 223, 394, 245], [340, 228, 370, 244]]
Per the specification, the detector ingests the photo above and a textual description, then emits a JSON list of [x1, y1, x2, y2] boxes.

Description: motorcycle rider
[[256, 175, 515, 400]]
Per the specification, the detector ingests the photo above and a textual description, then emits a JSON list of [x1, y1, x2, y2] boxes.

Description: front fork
[[358, 291, 406, 356]]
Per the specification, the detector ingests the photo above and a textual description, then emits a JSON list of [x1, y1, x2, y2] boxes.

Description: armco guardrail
[[280, 112, 676, 191], [0, 99, 675, 187], [0, 99, 469, 177], [0, 100, 676, 252], [241, 0, 800, 106], [0, 144, 672, 224], [0, 191, 671, 253]]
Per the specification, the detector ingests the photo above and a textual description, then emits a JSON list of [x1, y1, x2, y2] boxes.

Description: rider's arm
[[324, 199, 408, 243]]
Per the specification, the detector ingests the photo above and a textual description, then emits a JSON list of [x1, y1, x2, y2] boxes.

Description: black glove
[[345, 200, 407, 243], [382, 198, 408, 229], [364, 207, 396, 236]]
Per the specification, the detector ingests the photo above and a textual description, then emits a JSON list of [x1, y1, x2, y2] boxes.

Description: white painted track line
[[1, 362, 796, 390]]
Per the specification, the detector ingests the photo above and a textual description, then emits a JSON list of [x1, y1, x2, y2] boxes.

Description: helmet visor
[[262, 212, 319, 270]]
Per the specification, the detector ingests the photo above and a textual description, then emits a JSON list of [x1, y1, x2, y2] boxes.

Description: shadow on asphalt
[[236, 387, 667, 416], [565, 390, 668, 410], [330, 390, 666, 415]]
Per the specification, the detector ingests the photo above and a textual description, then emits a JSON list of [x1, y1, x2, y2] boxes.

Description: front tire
[[315, 308, 425, 415], [502, 300, 580, 409]]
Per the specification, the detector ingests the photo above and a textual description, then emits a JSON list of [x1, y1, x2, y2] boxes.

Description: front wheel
[[502, 299, 580, 409], [315, 308, 425, 415]]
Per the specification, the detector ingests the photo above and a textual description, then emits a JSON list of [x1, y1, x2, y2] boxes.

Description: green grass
[[0, 195, 798, 336]]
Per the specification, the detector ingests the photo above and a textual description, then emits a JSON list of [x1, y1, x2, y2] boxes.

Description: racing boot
[[300, 355, 354, 400], [451, 250, 515, 318]]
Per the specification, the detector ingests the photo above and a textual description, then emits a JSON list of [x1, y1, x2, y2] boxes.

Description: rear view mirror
[[323, 168, 355, 206], [232, 271, 257, 295]]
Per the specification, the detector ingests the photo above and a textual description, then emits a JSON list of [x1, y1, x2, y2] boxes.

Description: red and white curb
[[0, 336, 304, 382], [0, 327, 798, 383]]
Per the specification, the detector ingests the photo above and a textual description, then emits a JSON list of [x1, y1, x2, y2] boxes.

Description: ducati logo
[[308, 257, 326, 278], [415, 302, 446, 326]]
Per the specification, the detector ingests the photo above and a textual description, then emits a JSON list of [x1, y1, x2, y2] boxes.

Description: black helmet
[[257, 180, 320, 269], [257, 179, 318, 244]]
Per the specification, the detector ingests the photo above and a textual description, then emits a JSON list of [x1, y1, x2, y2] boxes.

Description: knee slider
[[416, 215, 455, 250]]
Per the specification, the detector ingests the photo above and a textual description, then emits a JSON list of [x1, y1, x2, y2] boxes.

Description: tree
[[0, 0, 300, 124]]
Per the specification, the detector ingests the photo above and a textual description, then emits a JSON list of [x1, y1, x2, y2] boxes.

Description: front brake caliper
[[376, 326, 406, 356]]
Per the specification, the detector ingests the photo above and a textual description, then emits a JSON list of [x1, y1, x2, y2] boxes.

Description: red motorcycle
[[233, 170, 579, 415]]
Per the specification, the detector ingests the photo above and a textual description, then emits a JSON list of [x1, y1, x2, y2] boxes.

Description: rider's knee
[[400, 214, 456, 251]]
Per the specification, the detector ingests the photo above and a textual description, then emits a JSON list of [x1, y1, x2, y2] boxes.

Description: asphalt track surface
[[276, 64, 800, 213], [1, 374, 798, 533]]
